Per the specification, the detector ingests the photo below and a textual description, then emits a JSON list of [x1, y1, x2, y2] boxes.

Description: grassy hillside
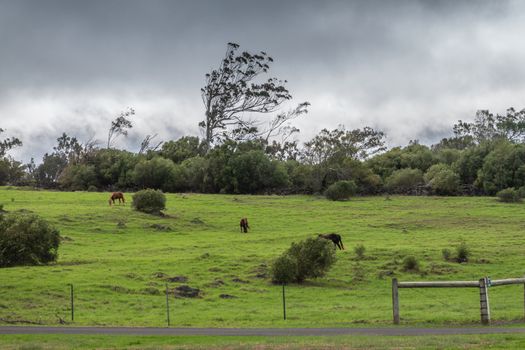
[[0, 188, 524, 327]]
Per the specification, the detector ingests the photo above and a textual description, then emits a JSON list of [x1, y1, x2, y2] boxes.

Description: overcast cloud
[[1, 0, 524, 162]]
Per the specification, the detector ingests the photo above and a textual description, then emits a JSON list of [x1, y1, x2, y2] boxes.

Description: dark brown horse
[[318, 233, 345, 250], [240, 218, 250, 233], [109, 192, 125, 206]]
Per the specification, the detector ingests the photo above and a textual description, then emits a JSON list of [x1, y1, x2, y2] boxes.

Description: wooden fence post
[[479, 277, 490, 325], [392, 278, 399, 324]]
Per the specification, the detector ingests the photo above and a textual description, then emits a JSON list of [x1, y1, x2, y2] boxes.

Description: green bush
[[324, 180, 357, 201], [385, 168, 424, 194], [0, 212, 60, 267], [402, 256, 419, 272], [442, 248, 452, 261], [518, 186, 525, 199], [354, 244, 366, 260], [456, 242, 470, 263], [424, 164, 460, 195], [496, 188, 522, 203], [132, 189, 166, 214], [271, 254, 298, 284], [271, 237, 337, 283], [133, 157, 179, 192]]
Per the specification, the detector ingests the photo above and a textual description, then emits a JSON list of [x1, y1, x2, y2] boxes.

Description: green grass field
[[1, 187, 525, 328], [4, 333, 525, 350]]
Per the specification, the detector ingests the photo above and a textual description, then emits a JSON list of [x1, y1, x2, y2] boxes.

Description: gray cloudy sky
[[1, 0, 524, 162]]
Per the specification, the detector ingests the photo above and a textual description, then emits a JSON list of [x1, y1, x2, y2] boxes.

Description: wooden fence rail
[[392, 276, 525, 325]]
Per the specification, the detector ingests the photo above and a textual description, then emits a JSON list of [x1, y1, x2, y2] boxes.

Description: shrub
[[133, 157, 178, 192], [0, 212, 60, 267], [271, 237, 337, 283], [132, 189, 166, 214], [324, 180, 357, 201], [385, 168, 424, 194], [58, 164, 97, 191], [496, 188, 522, 203], [456, 242, 470, 263], [402, 256, 419, 272], [271, 254, 298, 284], [354, 244, 366, 260], [424, 164, 460, 195], [442, 248, 452, 261], [518, 186, 525, 199]]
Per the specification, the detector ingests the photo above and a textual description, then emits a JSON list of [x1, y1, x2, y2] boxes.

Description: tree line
[[1, 113, 525, 197], [1, 43, 525, 196]]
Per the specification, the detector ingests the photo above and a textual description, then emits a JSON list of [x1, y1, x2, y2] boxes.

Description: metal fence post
[[69, 284, 74, 322], [282, 283, 286, 320]]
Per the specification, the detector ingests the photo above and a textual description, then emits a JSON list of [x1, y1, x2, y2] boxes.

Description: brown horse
[[318, 233, 345, 250], [109, 192, 125, 206], [240, 218, 250, 233]]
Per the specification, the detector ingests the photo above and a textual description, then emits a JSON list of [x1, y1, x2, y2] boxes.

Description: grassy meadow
[[1, 187, 525, 327], [4, 333, 525, 350]]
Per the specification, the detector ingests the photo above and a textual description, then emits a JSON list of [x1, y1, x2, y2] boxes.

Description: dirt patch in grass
[[232, 277, 249, 284], [219, 294, 237, 299], [166, 276, 188, 283], [173, 285, 201, 298], [190, 217, 205, 225], [147, 223, 172, 231], [206, 279, 226, 288]]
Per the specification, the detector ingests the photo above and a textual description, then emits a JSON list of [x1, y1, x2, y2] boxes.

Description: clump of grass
[[456, 242, 470, 263], [354, 244, 366, 260], [402, 256, 420, 272], [442, 248, 452, 261], [442, 243, 471, 263]]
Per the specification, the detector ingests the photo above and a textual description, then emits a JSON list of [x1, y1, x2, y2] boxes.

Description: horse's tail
[[108, 198, 112, 206]]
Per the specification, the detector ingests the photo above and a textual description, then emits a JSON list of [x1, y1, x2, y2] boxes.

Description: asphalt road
[[1, 326, 525, 336]]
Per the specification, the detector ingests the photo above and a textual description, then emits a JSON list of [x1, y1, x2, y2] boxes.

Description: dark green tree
[[303, 126, 386, 165], [160, 136, 205, 163], [385, 168, 424, 194], [477, 142, 525, 194], [133, 157, 182, 192], [424, 164, 460, 195], [35, 153, 68, 188]]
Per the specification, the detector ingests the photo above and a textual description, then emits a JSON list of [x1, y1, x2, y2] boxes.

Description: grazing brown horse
[[240, 218, 250, 233], [318, 233, 345, 250], [109, 192, 125, 206]]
